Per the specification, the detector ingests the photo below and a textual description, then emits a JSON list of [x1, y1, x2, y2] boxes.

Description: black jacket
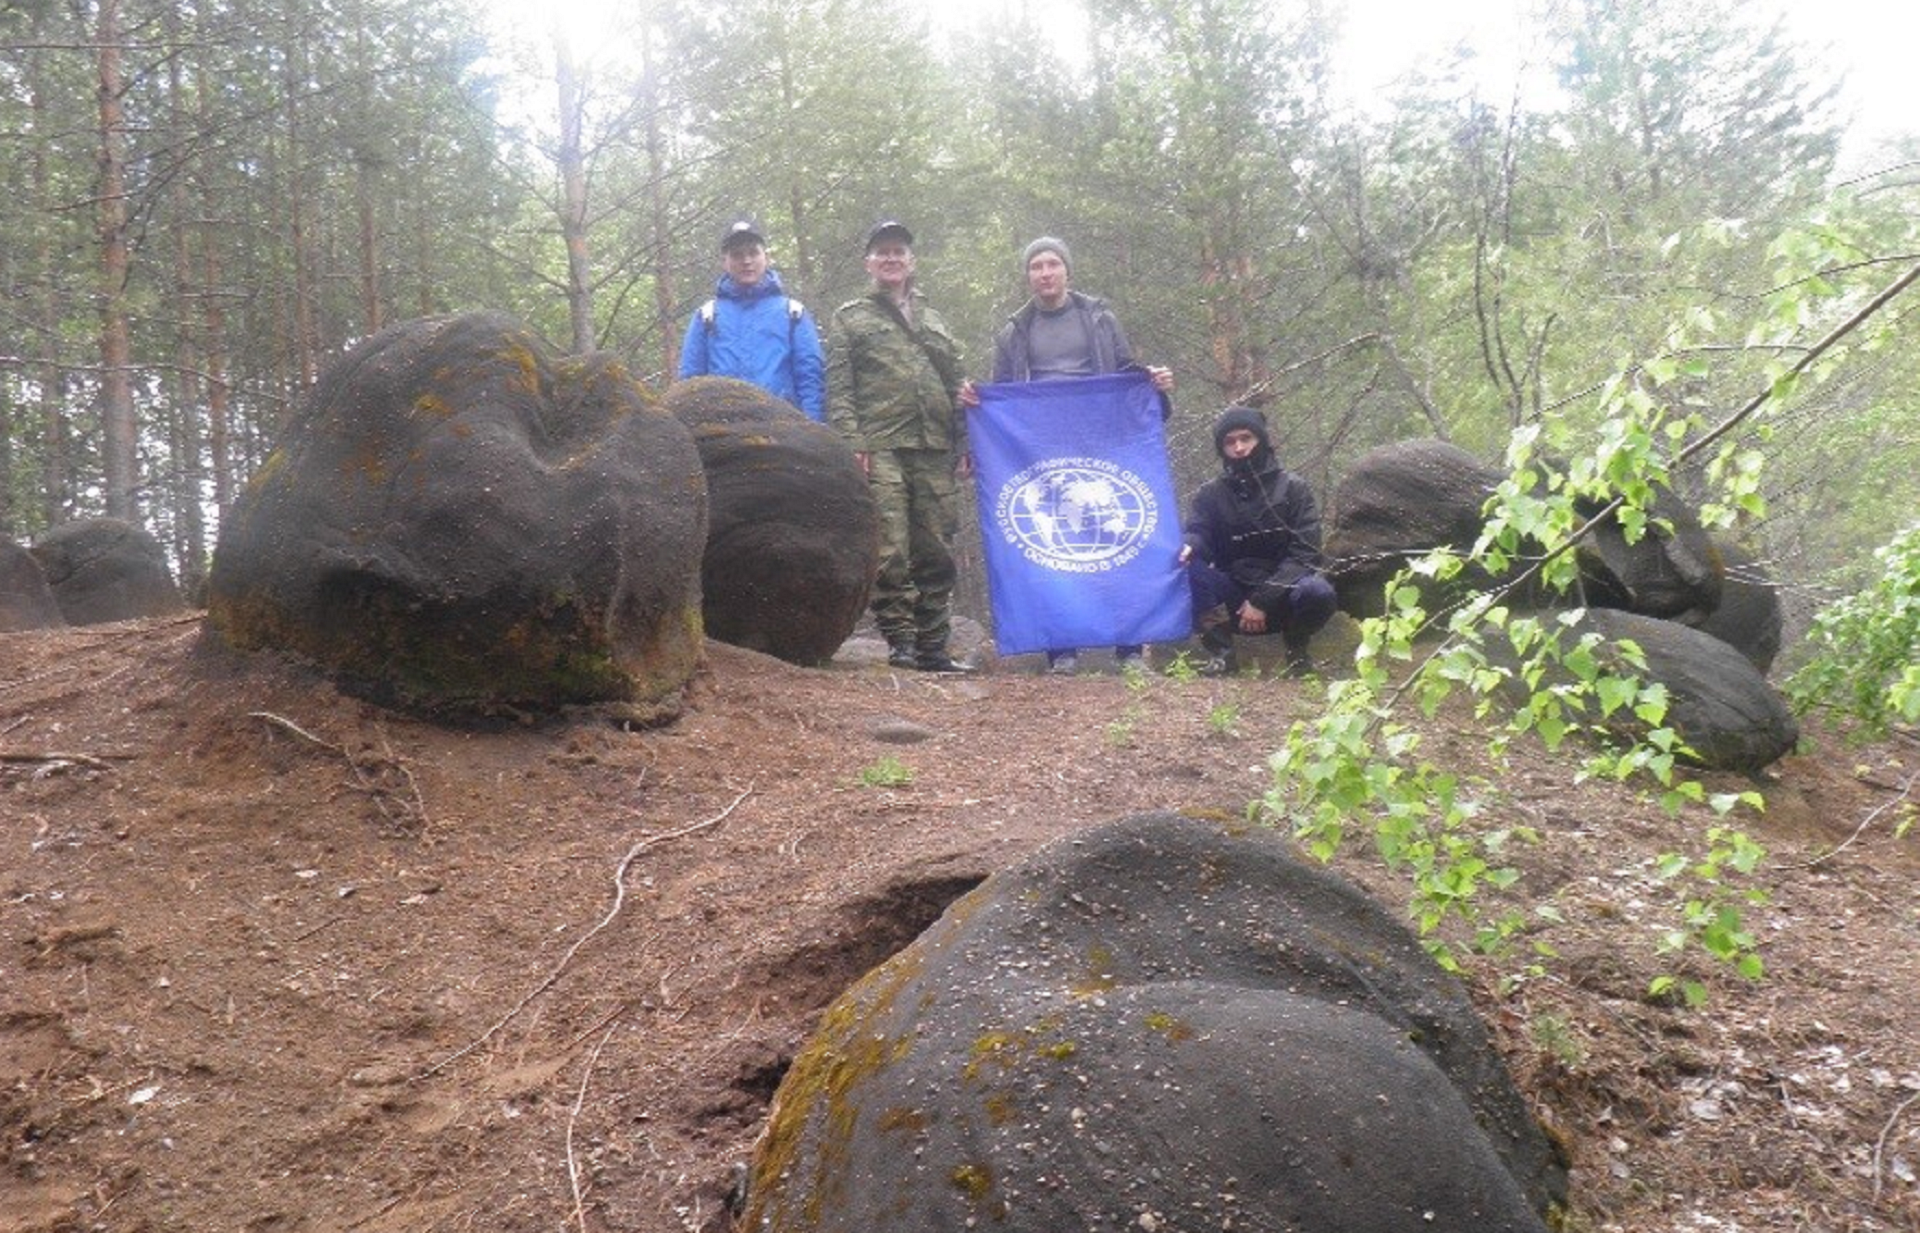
[[1183, 459, 1325, 611]]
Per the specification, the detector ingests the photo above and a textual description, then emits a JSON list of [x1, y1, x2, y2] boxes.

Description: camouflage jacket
[[826, 289, 967, 454]]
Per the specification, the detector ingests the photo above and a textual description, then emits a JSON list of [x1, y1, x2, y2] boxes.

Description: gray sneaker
[[1047, 652, 1080, 675]]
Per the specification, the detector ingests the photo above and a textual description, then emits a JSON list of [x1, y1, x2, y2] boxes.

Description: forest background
[[2, 0, 1915, 649]]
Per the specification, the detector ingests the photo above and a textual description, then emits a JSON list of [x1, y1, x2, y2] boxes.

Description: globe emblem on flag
[[999, 462, 1157, 570]]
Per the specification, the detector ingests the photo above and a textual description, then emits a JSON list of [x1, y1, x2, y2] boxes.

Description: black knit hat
[[1211, 405, 1271, 456]]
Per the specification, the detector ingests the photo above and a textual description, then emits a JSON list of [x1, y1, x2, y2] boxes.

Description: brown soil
[[3, 616, 1916, 1233]]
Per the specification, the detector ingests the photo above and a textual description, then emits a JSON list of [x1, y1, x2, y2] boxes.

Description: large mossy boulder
[[1566, 608, 1799, 773], [2, 540, 66, 632], [31, 517, 183, 625], [206, 312, 707, 720], [742, 812, 1568, 1233], [663, 377, 878, 665]]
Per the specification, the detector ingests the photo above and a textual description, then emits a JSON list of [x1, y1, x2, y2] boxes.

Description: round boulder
[[1, 540, 65, 632], [1324, 439, 1505, 618], [743, 812, 1567, 1233], [1572, 608, 1798, 773], [663, 377, 877, 665], [206, 312, 706, 720], [1328, 440, 1727, 626], [31, 517, 183, 625]]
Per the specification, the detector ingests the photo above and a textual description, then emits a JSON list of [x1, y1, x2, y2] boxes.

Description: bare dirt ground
[[2, 615, 1917, 1233]]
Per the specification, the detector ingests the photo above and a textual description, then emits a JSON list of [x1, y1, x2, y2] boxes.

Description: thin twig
[[0, 750, 129, 769], [566, 1018, 624, 1233], [1790, 770, 1920, 869], [250, 712, 429, 834], [414, 784, 754, 1081], [250, 711, 338, 751], [1874, 1090, 1920, 1203]]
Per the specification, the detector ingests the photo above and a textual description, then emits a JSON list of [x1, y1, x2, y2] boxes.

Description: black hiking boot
[[915, 650, 973, 674]]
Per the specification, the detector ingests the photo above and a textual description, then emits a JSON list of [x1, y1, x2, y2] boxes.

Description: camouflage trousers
[[867, 448, 958, 653]]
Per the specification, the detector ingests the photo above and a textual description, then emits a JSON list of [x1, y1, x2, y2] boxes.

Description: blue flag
[[971, 372, 1191, 655]]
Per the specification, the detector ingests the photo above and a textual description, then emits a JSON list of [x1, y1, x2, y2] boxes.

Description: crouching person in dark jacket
[[1178, 406, 1337, 676]]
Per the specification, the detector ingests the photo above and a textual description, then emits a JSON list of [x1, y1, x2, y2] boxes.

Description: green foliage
[[1785, 523, 1920, 738], [1161, 651, 1203, 684], [1257, 254, 1892, 983], [855, 756, 914, 789], [1529, 1014, 1587, 1070]]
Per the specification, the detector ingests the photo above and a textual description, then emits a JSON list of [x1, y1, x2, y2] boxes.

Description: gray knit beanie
[[1022, 236, 1071, 272]]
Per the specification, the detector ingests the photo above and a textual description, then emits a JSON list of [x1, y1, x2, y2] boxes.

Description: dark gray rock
[[31, 517, 182, 625], [743, 812, 1567, 1233], [1571, 608, 1798, 772], [1694, 538, 1782, 673], [1, 540, 65, 632], [1576, 489, 1723, 623], [205, 311, 706, 720], [1327, 440, 1727, 627], [1325, 439, 1504, 619], [664, 377, 878, 666]]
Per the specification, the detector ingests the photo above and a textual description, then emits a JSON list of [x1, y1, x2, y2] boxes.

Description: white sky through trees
[[485, 0, 1914, 171]]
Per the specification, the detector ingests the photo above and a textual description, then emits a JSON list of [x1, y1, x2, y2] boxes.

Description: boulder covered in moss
[[663, 377, 877, 665], [741, 812, 1567, 1233], [2, 539, 66, 632], [205, 311, 706, 720], [32, 517, 183, 625]]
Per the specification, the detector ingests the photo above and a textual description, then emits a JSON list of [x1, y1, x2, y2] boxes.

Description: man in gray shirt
[[986, 236, 1174, 674]]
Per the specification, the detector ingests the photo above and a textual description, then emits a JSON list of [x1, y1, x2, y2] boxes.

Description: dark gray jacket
[[990, 290, 1172, 419], [991, 290, 1132, 382]]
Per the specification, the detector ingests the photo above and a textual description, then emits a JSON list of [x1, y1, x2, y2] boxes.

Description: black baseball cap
[[865, 219, 914, 252], [720, 217, 765, 251]]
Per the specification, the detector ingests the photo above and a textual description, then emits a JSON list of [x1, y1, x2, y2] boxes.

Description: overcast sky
[[1333, 0, 1912, 168], [493, 0, 1914, 173]]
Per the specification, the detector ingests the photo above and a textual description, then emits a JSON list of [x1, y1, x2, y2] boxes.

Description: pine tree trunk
[[556, 37, 596, 355], [166, 9, 208, 589], [640, 20, 676, 380], [96, 0, 140, 522]]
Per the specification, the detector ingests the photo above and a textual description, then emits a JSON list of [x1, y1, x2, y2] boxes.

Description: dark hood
[[1212, 405, 1277, 488]]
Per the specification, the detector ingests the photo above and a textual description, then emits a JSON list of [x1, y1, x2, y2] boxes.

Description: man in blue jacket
[[677, 218, 826, 421]]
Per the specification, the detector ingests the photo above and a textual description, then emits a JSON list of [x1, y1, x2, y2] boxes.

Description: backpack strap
[[699, 299, 717, 333]]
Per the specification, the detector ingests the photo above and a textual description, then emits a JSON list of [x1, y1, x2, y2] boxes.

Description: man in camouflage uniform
[[828, 220, 973, 673]]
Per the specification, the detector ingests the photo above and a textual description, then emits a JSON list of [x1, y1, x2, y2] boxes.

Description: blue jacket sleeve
[[677, 312, 708, 380], [793, 310, 827, 421]]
